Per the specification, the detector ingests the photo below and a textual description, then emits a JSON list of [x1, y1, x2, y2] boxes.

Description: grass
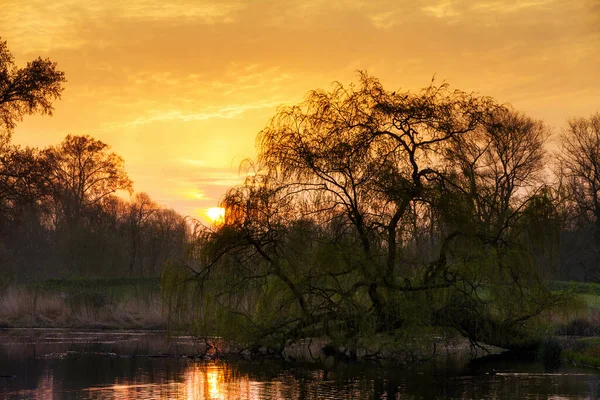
[[28, 277, 160, 301], [547, 281, 600, 331], [581, 293, 600, 309], [563, 337, 600, 368], [3, 278, 600, 337], [551, 281, 600, 296], [0, 278, 166, 329]]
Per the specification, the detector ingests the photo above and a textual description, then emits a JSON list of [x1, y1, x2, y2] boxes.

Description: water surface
[[0, 329, 598, 399]]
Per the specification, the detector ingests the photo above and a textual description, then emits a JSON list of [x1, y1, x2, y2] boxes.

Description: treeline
[[0, 134, 189, 281], [0, 39, 188, 281]]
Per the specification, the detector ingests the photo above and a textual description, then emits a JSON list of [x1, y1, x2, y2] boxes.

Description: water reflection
[[1, 329, 599, 399], [80, 362, 282, 399], [5, 360, 598, 400]]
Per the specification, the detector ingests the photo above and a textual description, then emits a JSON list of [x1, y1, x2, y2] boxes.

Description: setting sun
[[205, 207, 225, 224]]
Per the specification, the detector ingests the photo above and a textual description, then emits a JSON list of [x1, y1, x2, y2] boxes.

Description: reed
[[0, 284, 166, 329]]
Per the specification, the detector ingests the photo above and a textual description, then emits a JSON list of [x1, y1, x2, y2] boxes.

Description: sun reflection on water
[[206, 368, 224, 399], [184, 363, 269, 400], [81, 362, 264, 399], [3, 330, 600, 399], [5, 356, 600, 399]]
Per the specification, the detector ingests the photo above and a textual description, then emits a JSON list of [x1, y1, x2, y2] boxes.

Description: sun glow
[[206, 207, 225, 224]]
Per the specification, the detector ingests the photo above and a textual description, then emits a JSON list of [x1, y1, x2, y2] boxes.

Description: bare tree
[[559, 113, 600, 226], [558, 112, 600, 280], [447, 107, 549, 233], [126, 192, 158, 275], [44, 135, 133, 228]]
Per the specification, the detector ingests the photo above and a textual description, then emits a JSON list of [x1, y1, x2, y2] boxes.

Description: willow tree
[[164, 73, 565, 352]]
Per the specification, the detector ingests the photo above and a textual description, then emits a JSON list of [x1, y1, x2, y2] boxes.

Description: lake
[[0, 329, 599, 399]]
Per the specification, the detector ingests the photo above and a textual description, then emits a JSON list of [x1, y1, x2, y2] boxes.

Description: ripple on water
[[1, 330, 600, 399]]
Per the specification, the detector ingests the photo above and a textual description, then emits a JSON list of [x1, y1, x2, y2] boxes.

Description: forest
[[2, 37, 600, 354], [0, 39, 189, 283]]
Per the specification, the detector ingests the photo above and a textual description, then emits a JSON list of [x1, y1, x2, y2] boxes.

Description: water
[[0, 329, 599, 399]]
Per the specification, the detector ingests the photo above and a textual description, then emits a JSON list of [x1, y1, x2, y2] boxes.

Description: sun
[[205, 207, 225, 224]]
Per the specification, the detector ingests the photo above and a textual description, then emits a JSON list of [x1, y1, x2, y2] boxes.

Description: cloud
[[110, 100, 282, 128], [422, 0, 462, 18], [118, 0, 243, 22], [470, 0, 555, 13], [0, 0, 243, 53]]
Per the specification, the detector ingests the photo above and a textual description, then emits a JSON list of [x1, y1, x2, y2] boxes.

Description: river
[[0, 329, 598, 399]]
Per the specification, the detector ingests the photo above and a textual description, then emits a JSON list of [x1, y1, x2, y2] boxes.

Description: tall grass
[[0, 279, 166, 329], [547, 281, 600, 337]]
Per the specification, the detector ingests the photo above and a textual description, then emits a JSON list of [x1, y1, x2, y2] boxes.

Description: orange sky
[[2, 0, 599, 220]]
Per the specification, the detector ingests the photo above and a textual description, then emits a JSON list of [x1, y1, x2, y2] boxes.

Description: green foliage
[[563, 337, 600, 368]]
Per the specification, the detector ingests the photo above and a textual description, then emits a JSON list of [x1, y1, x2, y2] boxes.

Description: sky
[[2, 0, 599, 221]]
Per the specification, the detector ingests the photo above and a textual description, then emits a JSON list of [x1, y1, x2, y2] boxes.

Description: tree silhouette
[[558, 112, 600, 280], [163, 73, 564, 351], [0, 38, 66, 142], [44, 135, 133, 228]]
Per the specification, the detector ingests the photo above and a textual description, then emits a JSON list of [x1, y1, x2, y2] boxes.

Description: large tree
[[44, 134, 133, 228], [164, 74, 564, 352]]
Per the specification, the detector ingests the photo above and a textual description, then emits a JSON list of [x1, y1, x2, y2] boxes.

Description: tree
[[0, 38, 66, 142], [0, 38, 66, 280], [164, 73, 564, 352], [0, 145, 53, 280], [559, 113, 600, 226], [44, 134, 133, 227], [125, 192, 158, 275], [145, 207, 188, 276], [40, 135, 132, 275], [0, 145, 48, 218], [558, 112, 600, 281]]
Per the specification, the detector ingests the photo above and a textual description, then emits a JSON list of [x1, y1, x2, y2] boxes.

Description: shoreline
[[0, 326, 505, 366], [3, 326, 599, 370]]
